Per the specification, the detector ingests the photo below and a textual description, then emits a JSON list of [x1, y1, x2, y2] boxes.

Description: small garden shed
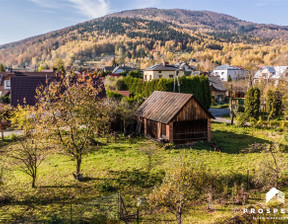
[[135, 91, 214, 145]]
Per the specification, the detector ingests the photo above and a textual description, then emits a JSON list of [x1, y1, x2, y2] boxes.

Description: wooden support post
[[169, 122, 173, 143], [157, 122, 161, 139], [166, 124, 170, 139], [207, 119, 211, 142], [143, 119, 147, 136]]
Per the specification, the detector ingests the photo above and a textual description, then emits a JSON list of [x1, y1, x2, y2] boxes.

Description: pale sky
[[0, 0, 287, 45]]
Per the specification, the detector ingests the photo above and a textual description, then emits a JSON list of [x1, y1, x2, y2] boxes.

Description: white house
[[212, 65, 246, 81], [254, 66, 288, 86]]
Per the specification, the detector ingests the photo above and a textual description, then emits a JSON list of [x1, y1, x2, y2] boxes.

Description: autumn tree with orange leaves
[[35, 74, 109, 180]]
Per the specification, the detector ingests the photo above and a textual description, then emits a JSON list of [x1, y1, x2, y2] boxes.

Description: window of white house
[[169, 75, 173, 79], [158, 75, 162, 79], [144, 75, 147, 80], [4, 80, 10, 89], [158, 71, 162, 73], [149, 75, 152, 80]]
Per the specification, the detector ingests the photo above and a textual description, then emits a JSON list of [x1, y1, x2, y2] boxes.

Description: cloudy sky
[[0, 0, 287, 45]]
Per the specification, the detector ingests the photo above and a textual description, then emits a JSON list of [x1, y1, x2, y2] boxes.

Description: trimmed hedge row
[[121, 75, 211, 109]]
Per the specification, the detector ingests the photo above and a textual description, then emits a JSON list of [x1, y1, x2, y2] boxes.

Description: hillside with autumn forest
[[1, 8, 288, 70]]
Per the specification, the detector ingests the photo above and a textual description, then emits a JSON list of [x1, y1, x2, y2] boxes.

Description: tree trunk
[[75, 155, 82, 180], [123, 120, 126, 136], [32, 173, 36, 188], [176, 213, 182, 224]]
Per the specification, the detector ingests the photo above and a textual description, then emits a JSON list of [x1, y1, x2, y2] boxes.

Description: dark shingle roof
[[103, 66, 116, 72], [135, 91, 213, 124], [11, 75, 106, 107], [11, 76, 57, 106], [213, 65, 242, 71], [208, 76, 226, 92], [144, 63, 184, 71]]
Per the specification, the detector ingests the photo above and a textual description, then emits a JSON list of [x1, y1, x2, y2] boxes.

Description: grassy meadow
[[0, 122, 288, 223]]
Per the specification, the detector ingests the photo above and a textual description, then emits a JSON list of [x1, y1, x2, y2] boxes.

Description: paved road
[[3, 129, 23, 137], [209, 108, 231, 124]]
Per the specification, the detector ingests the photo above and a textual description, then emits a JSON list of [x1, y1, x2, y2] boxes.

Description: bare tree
[[11, 135, 45, 188]]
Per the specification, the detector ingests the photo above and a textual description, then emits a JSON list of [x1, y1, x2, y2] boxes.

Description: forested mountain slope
[[1, 8, 288, 70]]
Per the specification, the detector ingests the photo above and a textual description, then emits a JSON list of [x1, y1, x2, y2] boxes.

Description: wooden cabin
[[135, 91, 214, 145]]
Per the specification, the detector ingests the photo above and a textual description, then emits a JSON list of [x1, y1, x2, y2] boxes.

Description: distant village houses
[[143, 62, 187, 81], [254, 66, 288, 86], [208, 76, 227, 103], [0, 71, 57, 106], [112, 65, 136, 75], [212, 65, 246, 81]]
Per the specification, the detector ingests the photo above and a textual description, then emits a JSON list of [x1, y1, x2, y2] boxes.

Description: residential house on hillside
[[175, 62, 195, 75], [0, 71, 55, 98], [212, 65, 246, 81], [11, 74, 106, 107], [103, 66, 116, 73], [135, 91, 214, 145], [254, 66, 288, 86], [208, 76, 227, 103], [0, 72, 16, 97], [112, 65, 136, 75], [143, 62, 185, 81]]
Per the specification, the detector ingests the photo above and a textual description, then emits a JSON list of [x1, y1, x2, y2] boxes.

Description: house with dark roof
[[143, 62, 185, 81], [103, 66, 116, 73], [0, 72, 16, 97], [212, 65, 246, 81], [0, 71, 56, 99], [135, 91, 214, 145], [11, 76, 57, 106], [254, 66, 288, 86], [208, 76, 227, 103], [174, 62, 195, 75], [112, 65, 136, 75], [10, 74, 106, 107]]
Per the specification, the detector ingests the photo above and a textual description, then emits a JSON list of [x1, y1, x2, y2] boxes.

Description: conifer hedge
[[121, 75, 211, 109]]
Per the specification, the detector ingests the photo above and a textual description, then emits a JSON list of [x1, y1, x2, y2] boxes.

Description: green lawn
[[0, 123, 288, 223]]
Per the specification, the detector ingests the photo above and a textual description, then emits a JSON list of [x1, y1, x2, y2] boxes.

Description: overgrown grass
[[0, 123, 288, 223]]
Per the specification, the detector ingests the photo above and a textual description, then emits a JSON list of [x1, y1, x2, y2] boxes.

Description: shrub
[[106, 91, 123, 100], [244, 87, 260, 119], [266, 89, 282, 119]]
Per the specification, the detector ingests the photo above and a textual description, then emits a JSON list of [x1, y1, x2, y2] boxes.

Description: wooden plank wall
[[174, 98, 210, 122]]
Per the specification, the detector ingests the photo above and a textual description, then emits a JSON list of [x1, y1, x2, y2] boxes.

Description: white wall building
[[254, 66, 288, 86], [212, 65, 246, 81]]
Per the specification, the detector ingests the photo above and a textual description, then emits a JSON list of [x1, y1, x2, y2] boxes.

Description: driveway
[[209, 108, 231, 124]]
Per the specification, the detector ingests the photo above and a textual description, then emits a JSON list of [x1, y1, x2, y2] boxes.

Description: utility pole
[[229, 83, 234, 125], [174, 69, 180, 93]]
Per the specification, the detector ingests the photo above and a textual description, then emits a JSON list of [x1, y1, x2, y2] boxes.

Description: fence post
[[247, 170, 249, 191], [70, 204, 73, 224], [137, 208, 140, 224], [119, 190, 121, 219]]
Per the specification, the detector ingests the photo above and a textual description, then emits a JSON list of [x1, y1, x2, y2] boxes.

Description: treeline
[[120, 75, 211, 109]]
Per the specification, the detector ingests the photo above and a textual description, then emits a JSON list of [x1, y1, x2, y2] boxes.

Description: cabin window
[[169, 75, 173, 79], [149, 75, 152, 80], [158, 75, 162, 79], [4, 80, 10, 90], [158, 71, 162, 73], [144, 75, 147, 80]]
